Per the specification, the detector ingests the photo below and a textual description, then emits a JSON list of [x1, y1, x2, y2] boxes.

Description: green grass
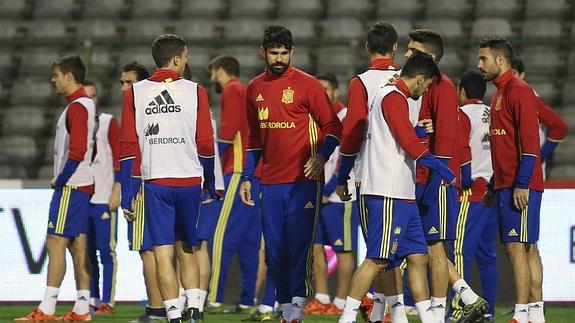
[[1, 304, 574, 322]]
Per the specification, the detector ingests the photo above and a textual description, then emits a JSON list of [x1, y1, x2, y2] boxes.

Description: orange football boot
[[57, 310, 92, 321], [15, 308, 56, 321]]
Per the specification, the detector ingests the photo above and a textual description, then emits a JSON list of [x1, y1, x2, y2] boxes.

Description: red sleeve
[[218, 84, 245, 143], [196, 85, 215, 157], [510, 86, 541, 157], [306, 78, 342, 140], [108, 116, 121, 171], [458, 111, 472, 166], [119, 87, 139, 160], [425, 82, 459, 157], [340, 77, 366, 155], [383, 93, 429, 160], [246, 83, 261, 150], [66, 103, 89, 161], [537, 97, 568, 142]]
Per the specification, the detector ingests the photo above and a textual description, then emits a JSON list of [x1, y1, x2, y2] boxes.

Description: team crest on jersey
[[258, 107, 269, 120], [494, 95, 502, 111], [391, 241, 398, 254], [394, 226, 401, 235], [281, 87, 294, 104]]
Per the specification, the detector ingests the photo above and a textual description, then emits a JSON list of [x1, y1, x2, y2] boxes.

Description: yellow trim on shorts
[[55, 186, 72, 234], [521, 195, 529, 243], [133, 182, 145, 251], [308, 115, 318, 156], [439, 185, 447, 240], [233, 132, 243, 174], [380, 197, 393, 258], [451, 190, 471, 318], [343, 202, 353, 251]]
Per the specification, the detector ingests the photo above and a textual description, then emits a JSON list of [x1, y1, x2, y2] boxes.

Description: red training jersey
[[536, 96, 568, 143], [218, 78, 248, 175]]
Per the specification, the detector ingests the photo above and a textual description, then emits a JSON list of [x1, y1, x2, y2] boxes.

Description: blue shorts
[[127, 187, 153, 251], [87, 204, 118, 251], [416, 183, 458, 242], [495, 188, 542, 243], [197, 198, 223, 242], [363, 196, 428, 261], [316, 201, 359, 252], [144, 183, 201, 247], [47, 186, 90, 238]]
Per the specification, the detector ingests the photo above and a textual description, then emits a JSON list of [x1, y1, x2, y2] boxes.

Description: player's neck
[[370, 52, 394, 61], [64, 83, 83, 97]]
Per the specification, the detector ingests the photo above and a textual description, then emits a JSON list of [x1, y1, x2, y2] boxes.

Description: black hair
[[152, 34, 187, 68], [82, 80, 96, 87], [208, 55, 240, 77], [458, 71, 486, 100], [409, 29, 444, 62], [316, 72, 339, 89], [400, 51, 440, 81], [511, 57, 524, 74], [53, 54, 86, 84], [479, 36, 513, 63], [261, 25, 294, 50], [122, 61, 150, 81], [367, 21, 398, 56]]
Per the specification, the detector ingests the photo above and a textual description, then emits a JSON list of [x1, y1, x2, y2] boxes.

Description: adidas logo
[[426, 306, 433, 312], [391, 302, 403, 308], [519, 309, 528, 313], [101, 212, 110, 220], [145, 123, 160, 137], [428, 226, 438, 234], [256, 93, 264, 101], [51, 295, 58, 298], [530, 304, 541, 309], [374, 298, 382, 303], [78, 296, 87, 301], [292, 303, 301, 308], [433, 304, 445, 309], [145, 90, 181, 115], [459, 286, 468, 293], [47, 221, 54, 229], [304, 201, 314, 209], [333, 239, 343, 246], [167, 305, 178, 312], [508, 229, 518, 237]]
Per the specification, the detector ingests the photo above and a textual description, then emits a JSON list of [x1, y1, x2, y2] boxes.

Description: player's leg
[[243, 243, 276, 322], [94, 206, 118, 313], [86, 205, 101, 311], [236, 207, 261, 309], [476, 205, 498, 318], [335, 202, 359, 305], [526, 191, 544, 323], [305, 201, 330, 315]]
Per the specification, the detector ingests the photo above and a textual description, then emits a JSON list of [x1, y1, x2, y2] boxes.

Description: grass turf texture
[[1, 304, 574, 322]]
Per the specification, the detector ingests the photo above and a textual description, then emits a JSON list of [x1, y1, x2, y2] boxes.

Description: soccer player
[[206, 55, 261, 315], [82, 81, 122, 315], [338, 52, 455, 323], [404, 29, 488, 322], [17, 55, 96, 321], [239, 25, 342, 323], [447, 71, 498, 321], [120, 34, 216, 323], [304, 72, 358, 316], [478, 37, 546, 323]]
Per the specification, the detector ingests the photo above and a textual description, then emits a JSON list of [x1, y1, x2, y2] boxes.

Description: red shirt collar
[[149, 68, 182, 82], [369, 57, 399, 70], [463, 98, 483, 105], [226, 77, 241, 87], [332, 100, 346, 114], [394, 78, 411, 98], [493, 69, 514, 89], [66, 87, 89, 102]]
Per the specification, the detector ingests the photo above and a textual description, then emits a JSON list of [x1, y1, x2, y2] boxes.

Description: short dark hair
[[208, 55, 240, 77], [458, 71, 486, 100], [316, 72, 339, 89], [82, 80, 96, 88], [409, 29, 444, 62], [479, 37, 513, 63], [122, 61, 149, 81], [367, 21, 398, 56], [53, 54, 86, 83], [261, 25, 294, 50], [511, 57, 524, 74], [400, 52, 440, 81], [152, 34, 187, 68]]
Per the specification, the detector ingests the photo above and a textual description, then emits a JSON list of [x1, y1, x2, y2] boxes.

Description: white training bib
[[91, 113, 115, 204], [460, 102, 493, 182]]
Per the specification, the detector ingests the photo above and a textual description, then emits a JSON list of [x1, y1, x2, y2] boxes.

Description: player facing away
[[478, 37, 546, 323], [120, 34, 216, 323], [338, 52, 455, 323], [17, 55, 96, 322], [304, 72, 359, 316], [446, 71, 498, 321], [403, 29, 488, 322], [82, 81, 122, 315], [239, 25, 343, 323], [205, 55, 262, 315]]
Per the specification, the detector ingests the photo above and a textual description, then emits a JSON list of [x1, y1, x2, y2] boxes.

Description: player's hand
[[513, 187, 529, 211], [123, 193, 138, 221], [202, 180, 216, 205], [304, 154, 326, 180], [108, 183, 121, 210], [418, 119, 434, 134], [239, 180, 255, 206], [322, 196, 330, 204], [336, 184, 352, 202], [50, 179, 56, 189], [482, 190, 494, 207]]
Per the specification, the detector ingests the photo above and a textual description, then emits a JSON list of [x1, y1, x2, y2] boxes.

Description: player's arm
[[537, 98, 568, 162], [53, 103, 88, 188], [217, 84, 243, 156], [196, 85, 216, 199], [307, 78, 342, 159], [240, 85, 261, 206], [108, 116, 122, 210], [458, 112, 473, 189], [119, 87, 139, 211]]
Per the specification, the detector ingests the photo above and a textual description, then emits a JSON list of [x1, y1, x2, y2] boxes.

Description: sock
[[258, 304, 273, 313], [178, 288, 186, 312], [415, 300, 435, 323], [370, 292, 385, 322], [431, 296, 447, 322], [339, 296, 361, 322], [387, 294, 408, 323], [185, 288, 201, 310], [315, 293, 331, 305], [72, 290, 90, 315], [513, 304, 529, 323], [333, 297, 346, 310], [452, 279, 479, 305], [163, 298, 181, 320], [291, 297, 306, 320], [281, 303, 292, 320], [89, 297, 100, 308], [38, 286, 59, 315], [198, 290, 208, 312], [528, 301, 545, 323]]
